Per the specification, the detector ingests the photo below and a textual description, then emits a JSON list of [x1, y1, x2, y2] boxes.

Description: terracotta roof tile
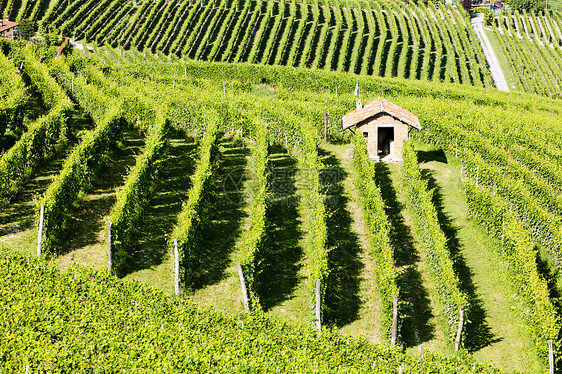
[[0, 20, 18, 33], [342, 97, 421, 131]]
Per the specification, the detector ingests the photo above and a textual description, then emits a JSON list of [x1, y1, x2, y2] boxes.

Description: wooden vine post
[[174, 239, 179, 296], [476, 165, 480, 187], [37, 204, 45, 257], [548, 340, 554, 374], [107, 221, 112, 272], [236, 262, 250, 313], [323, 111, 328, 144], [315, 279, 322, 335], [454, 308, 464, 352], [391, 295, 398, 347]]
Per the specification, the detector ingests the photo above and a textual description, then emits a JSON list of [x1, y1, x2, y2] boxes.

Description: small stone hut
[[342, 97, 421, 161], [0, 17, 19, 41]]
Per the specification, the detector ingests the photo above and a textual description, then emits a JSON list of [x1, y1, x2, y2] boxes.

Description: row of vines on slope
[[34, 0, 492, 87], [352, 132, 397, 340], [0, 47, 72, 204]]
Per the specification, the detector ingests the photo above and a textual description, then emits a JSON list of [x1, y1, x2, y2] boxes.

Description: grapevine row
[[402, 142, 467, 344], [21, 0, 491, 87], [352, 132, 397, 340]]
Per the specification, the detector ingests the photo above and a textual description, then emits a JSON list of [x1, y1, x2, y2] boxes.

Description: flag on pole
[[354, 79, 359, 96]]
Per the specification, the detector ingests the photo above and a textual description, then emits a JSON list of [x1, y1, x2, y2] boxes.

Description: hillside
[[1, 248, 507, 372], [488, 9, 562, 96], [2, 0, 494, 86], [1, 0, 562, 371]]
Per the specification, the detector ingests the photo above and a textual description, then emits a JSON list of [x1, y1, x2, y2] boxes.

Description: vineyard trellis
[[8, 0, 493, 87]]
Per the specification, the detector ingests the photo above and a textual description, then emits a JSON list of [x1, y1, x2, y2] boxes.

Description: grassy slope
[[411, 140, 543, 373], [322, 144, 382, 343], [384, 161, 448, 354], [189, 140, 249, 313], [483, 28, 520, 91], [261, 147, 310, 326], [123, 135, 198, 292], [0, 109, 93, 257], [54, 130, 144, 271]]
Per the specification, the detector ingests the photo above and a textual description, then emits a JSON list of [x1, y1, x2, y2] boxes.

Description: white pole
[[454, 309, 464, 352], [391, 295, 398, 347], [548, 340, 554, 374], [174, 239, 179, 296], [37, 205, 45, 257], [236, 262, 250, 313], [107, 221, 112, 272], [315, 279, 322, 334]]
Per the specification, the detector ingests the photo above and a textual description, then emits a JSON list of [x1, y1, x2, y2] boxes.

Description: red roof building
[[342, 97, 421, 161], [0, 17, 19, 41]]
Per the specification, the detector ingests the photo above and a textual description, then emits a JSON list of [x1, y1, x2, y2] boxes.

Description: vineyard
[[490, 10, 562, 96], [1, 0, 494, 86], [1, 39, 562, 371], [1, 0, 562, 370]]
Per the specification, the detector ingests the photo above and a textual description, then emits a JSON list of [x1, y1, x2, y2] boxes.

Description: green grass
[[122, 135, 198, 292], [53, 130, 144, 271], [249, 83, 277, 98], [264, 146, 316, 326], [258, 146, 306, 319], [483, 28, 520, 91], [0, 129, 547, 372], [381, 160, 448, 354], [411, 140, 544, 373], [189, 141, 249, 312], [322, 143, 383, 342]]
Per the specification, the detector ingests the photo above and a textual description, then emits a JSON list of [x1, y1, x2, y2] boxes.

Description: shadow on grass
[[421, 168, 498, 352], [417, 149, 448, 164], [535, 250, 562, 372], [62, 130, 144, 255], [119, 132, 198, 275], [319, 148, 362, 327], [0, 152, 67, 236], [0, 109, 94, 237], [535, 248, 562, 314], [259, 145, 304, 311], [374, 162, 435, 347], [190, 140, 248, 290]]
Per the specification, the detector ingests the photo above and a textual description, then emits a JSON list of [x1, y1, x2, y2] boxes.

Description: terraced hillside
[[489, 9, 562, 96], [2, 40, 562, 372], [2, 0, 493, 86]]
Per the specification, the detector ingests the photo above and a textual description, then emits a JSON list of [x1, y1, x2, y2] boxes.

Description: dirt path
[[471, 13, 510, 92]]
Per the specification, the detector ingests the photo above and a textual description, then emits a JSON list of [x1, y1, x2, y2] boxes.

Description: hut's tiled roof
[[0, 20, 18, 33], [342, 97, 421, 131]]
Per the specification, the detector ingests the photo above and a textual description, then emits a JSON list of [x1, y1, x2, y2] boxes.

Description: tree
[[509, 0, 545, 12], [17, 19, 34, 40]]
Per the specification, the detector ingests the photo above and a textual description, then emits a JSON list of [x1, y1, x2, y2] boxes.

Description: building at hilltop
[[0, 16, 19, 41], [342, 97, 421, 161]]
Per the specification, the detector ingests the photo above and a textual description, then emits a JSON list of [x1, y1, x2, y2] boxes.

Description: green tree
[[17, 19, 34, 40], [509, 0, 545, 12]]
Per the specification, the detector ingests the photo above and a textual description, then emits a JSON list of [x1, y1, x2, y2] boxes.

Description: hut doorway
[[378, 127, 394, 157]]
